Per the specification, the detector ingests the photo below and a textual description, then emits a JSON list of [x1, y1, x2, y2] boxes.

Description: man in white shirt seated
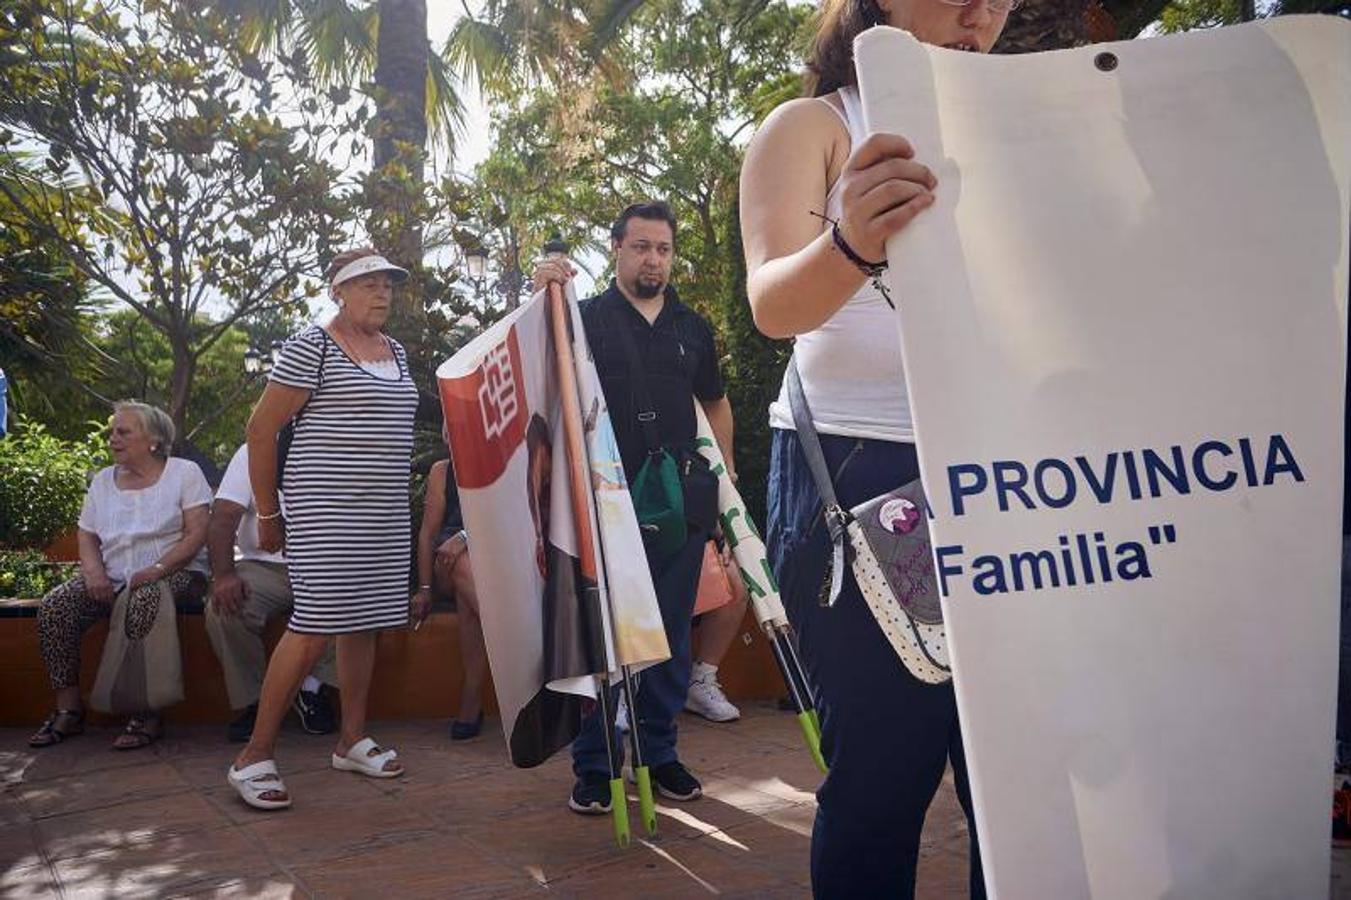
[[205, 443, 337, 742]]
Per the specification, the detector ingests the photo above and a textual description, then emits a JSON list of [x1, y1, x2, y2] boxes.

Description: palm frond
[[218, 0, 297, 54], [296, 0, 376, 83], [584, 0, 647, 57], [443, 15, 514, 92], [426, 51, 465, 154]]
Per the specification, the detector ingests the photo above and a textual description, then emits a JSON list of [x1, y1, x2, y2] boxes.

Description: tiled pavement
[[0, 703, 974, 898], [2, 704, 1347, 898]]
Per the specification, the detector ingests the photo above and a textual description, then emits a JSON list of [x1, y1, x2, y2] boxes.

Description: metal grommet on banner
[[1095, 51, 1119, 72]]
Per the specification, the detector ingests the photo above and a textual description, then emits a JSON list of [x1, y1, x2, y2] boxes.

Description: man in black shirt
[[533, 201, 736, 814]]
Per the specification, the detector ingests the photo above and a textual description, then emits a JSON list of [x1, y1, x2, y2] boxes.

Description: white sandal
[[227, 759, 292, 810], [331, 737, 403, 778]]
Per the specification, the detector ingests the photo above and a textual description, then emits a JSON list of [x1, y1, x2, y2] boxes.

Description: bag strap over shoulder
[[786, 357, 851, 607], [276, 327, 330, 483], [607, 304, 663, 455]]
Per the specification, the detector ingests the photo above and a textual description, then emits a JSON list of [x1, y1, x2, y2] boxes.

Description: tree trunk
[[996, 0, 1093, 53], [167, 334, 196, 449], [370, 0, 429, 323]]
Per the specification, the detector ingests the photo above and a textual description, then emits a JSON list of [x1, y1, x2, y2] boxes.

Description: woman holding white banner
[[739, 0, 1015, 896]]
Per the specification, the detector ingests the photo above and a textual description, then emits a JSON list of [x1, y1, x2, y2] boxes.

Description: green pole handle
[[610, 778, 631, 847], [634, 765, 658, 836], [798, 710, 827, 774]]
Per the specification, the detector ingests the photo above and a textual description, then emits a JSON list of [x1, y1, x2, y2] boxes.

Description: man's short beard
[[633, 278, 663, 300]]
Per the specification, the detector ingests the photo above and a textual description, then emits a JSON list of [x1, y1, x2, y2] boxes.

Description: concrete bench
[[0, 596, 786, 727]]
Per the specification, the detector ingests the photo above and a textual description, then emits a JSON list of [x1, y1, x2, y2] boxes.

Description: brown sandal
[[29, 709, 85, 748], [112, 715, 161, 751]]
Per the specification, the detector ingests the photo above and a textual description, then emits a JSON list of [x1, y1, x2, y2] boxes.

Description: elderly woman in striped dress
[[227, 247, 419, 810]]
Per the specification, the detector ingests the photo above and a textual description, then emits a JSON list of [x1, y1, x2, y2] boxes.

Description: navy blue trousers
[[767, 428, 984, 899], [571, 528, 706, 776]]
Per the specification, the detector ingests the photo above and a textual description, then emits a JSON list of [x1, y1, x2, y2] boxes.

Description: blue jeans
[[571, 528, 706, 777], [767, 428, 984, 899]]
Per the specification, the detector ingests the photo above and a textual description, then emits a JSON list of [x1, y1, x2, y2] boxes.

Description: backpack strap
[[276, 327, 330, 484], [786, 356, 852, 607], [606, 303, 663, 456]]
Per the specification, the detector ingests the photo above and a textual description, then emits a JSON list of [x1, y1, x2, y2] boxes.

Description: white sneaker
[[685, 668, 740, 723], [614, 694, 630, 733]]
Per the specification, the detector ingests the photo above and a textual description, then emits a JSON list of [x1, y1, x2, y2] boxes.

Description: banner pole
[[767, 626, 825, 773], [552, 282, 659, 836], [546, 282, 630, 847], [692, 404, 826, 771], [619, 667, 658, 835]]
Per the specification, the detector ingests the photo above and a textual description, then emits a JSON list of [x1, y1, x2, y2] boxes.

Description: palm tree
[[0, 153, 116, 420], [444, 0, 635, 96], [221, 0, 465, 328]]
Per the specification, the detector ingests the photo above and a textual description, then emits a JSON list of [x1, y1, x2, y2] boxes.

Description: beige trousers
[[204, 560, 337, 709]]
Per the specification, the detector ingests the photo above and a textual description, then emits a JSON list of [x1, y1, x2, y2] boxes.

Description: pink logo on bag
[[879, 498, 921, 535]]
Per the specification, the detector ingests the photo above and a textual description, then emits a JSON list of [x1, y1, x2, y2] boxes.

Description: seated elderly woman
[[28, 401, 212, 750]]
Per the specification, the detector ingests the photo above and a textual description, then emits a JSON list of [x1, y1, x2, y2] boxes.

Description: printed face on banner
[[439, 332, 529, 490], [525, 414, 553, 579]]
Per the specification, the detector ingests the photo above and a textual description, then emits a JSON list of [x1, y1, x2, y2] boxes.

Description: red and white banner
[[437, 285, 668, 767]]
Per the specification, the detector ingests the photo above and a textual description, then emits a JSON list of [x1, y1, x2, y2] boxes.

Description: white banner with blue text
[[857, 18, 1351, 899]]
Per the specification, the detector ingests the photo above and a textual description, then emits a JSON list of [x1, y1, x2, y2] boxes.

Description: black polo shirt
[[580, 281, 725, 481]]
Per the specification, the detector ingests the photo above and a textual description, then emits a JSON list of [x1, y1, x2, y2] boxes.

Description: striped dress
[[269, 325, 418, 633]]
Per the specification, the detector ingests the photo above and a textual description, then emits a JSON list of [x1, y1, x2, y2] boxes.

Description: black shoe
[[568, 774, 612, 815], [293, 687, 337, 735], [227, 704, 258, 743], [450, 711, 483, 742], [650, 761, 701, 801]]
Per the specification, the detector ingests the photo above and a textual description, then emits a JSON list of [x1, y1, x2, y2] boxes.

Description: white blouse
[[766, 87, 915, 443], [77, 457, 212, 584]]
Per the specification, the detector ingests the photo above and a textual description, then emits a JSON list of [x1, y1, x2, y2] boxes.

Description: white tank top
[[766, 87, 915, 443]]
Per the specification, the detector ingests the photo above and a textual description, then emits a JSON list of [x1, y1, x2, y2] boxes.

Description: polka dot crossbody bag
[[787, 359, 951, 685]]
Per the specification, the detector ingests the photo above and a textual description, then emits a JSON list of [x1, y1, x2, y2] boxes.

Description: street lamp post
[[461, 243, 527, 312], [543, 234, 570, 259], [186, 343, 275, 443]]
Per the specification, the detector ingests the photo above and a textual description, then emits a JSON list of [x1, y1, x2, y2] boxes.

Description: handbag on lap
[[91, 581, 185, 714]]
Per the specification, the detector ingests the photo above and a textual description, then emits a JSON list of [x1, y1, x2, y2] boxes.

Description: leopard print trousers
[[37, 572, 208, 690]]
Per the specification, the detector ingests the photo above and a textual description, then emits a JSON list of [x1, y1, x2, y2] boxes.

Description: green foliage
[[716, 200, 788, 526], [1158, 0, 1243, 31], [222, 0, 465, 150], [460, 0, 807, 512], [95, 310, 259, 465], [0, 417, 109, 551], [0, 0, 353, 437], [0, 152, 111, 431], [447, 0, 632, 94], [0, 549, 79, 600], [1155, 0, 1322, 35]]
